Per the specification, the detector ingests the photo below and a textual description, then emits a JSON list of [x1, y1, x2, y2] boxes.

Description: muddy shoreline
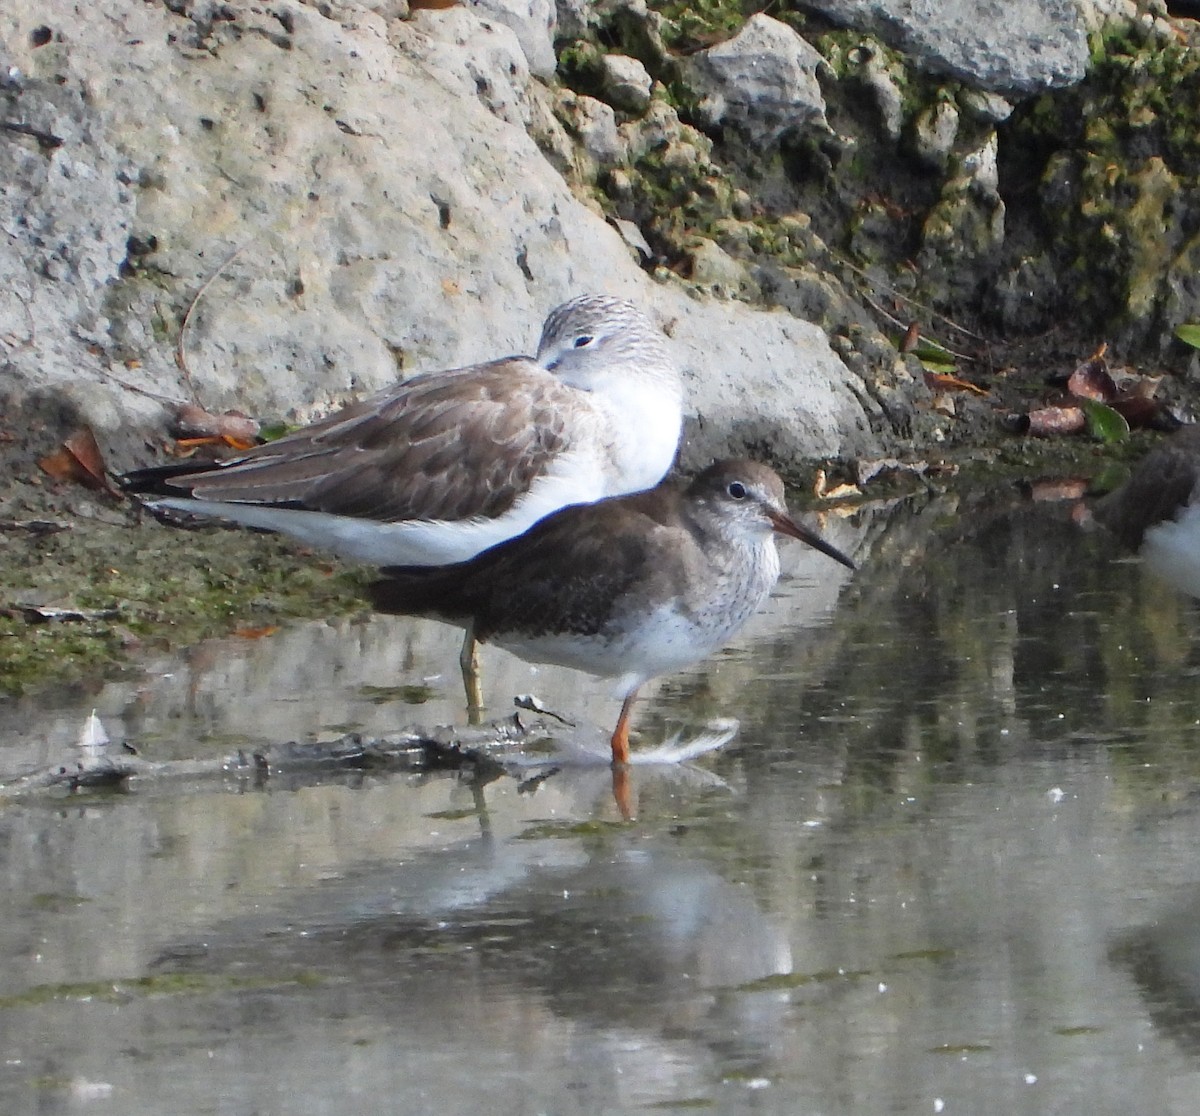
[[0, 417, 1161, 700]]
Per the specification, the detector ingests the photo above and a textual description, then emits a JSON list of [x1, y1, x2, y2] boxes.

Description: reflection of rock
[[1111, 885, 1200, 1054], [1093, 426, 1200, 599]]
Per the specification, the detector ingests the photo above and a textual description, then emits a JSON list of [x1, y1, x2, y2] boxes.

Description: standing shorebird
[[120, 294, 685, 709], [367, 459, 856, 766], [1093, 424, 1200, 597]]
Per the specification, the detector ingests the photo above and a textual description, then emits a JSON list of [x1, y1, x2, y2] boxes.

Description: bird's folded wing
[[156, 358, 583, 523]]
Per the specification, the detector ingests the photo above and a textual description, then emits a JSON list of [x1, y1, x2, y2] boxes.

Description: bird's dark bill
[[768, 511, 855, 570]]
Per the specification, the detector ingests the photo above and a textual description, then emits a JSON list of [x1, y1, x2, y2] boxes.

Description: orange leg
[[611, 765, 635, 822], [609, 688, 639, 767]]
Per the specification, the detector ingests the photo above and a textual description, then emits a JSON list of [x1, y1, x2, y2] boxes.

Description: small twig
[[96, 371, 188, 408], [857, 288, 909, 335], [1, 120, 63, 150], [176, 243, 250, 406], [0, 519, 70, 536], [830, 249, 990, 344]]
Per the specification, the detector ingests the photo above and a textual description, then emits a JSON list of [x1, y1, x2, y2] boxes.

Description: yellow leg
[[459, 623, 483, 725]]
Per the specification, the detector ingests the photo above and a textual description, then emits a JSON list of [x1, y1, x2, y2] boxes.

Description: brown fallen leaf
[[1108, 376, 1180, 431], [923, 371, 989, 397], [1110, 392, 1164, 429], [171, 403, 261, 445], [1066, 342, 1116, 402], [1023, 406, 1088, 437], [855, 457, 933, 487], [812, 468, 862, 501], [232, 625, 280, 640], [1025, 478, 1090, 502], [37, 426, 119, 494]]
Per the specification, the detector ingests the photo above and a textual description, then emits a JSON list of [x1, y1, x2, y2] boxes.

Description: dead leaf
[[855, 458, 933, 487], [900, 321, 921, 354], [931, 392, 957, 417], [1066, 342, 1116, 402], [812, 468, 862, 501], [923, 371, 989, 396], [1025, 478, 1089, 502], [1023, 406, 1088, 437], [171, 403, 260, 445], [1110, 392, 1164, 429], [1106, 376, 1179, 431], [232, 625, 280, 640], [820, 481, 862, 500], [37, 426, 118, 494]]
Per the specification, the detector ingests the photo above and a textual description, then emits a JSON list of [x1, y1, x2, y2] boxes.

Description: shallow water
[[4, 483, 1200, 1114]]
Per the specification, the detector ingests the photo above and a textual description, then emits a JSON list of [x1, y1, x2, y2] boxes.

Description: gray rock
[[466, 0, 557, 79], [572, 94, 625, 165], [853, 47, 905, 141], [801, 0, 1089, 95], [687, 14, 830, 145], [408, 8, 534, 127], [912, 99, 960, 170], [684, 239, 759, 301], [672, 297, 879, 466], [960, 133, 1000, 198], [0, 70, 156, 432], [554, 0, 593, 42], [0, 0, 880, 476], [599, 54, 653, 114], [958, 88, 1013, 124]]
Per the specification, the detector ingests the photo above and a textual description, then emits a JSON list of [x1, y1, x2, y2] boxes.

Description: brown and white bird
[[121, 294, 685, 706], [367, 459, 856, 765], [1093, 424, 1200, 598]]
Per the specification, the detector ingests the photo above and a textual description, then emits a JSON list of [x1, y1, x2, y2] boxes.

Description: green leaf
[[1175, 323, 1200, 350], [919, 358, 957, 375], [912, 341, 953, 362], [1078, 397, 1130, 444], [258, 422, 299, 443]]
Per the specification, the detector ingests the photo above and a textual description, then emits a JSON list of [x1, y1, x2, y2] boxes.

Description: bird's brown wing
[[155, 358, 581, 523], [368, 484, 689, 638]]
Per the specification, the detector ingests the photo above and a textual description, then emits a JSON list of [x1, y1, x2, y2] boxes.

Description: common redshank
[[1094, 424, 1200, 597], [121, 294, 685, 707], [367, 459, 856, 766]]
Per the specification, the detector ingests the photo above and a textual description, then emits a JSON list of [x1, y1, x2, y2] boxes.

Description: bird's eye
[[727, 481, 747, 500], [573, 335, 595, 348]]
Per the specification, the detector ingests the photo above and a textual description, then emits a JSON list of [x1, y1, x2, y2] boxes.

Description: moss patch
[[0, 499, 368, 697]]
